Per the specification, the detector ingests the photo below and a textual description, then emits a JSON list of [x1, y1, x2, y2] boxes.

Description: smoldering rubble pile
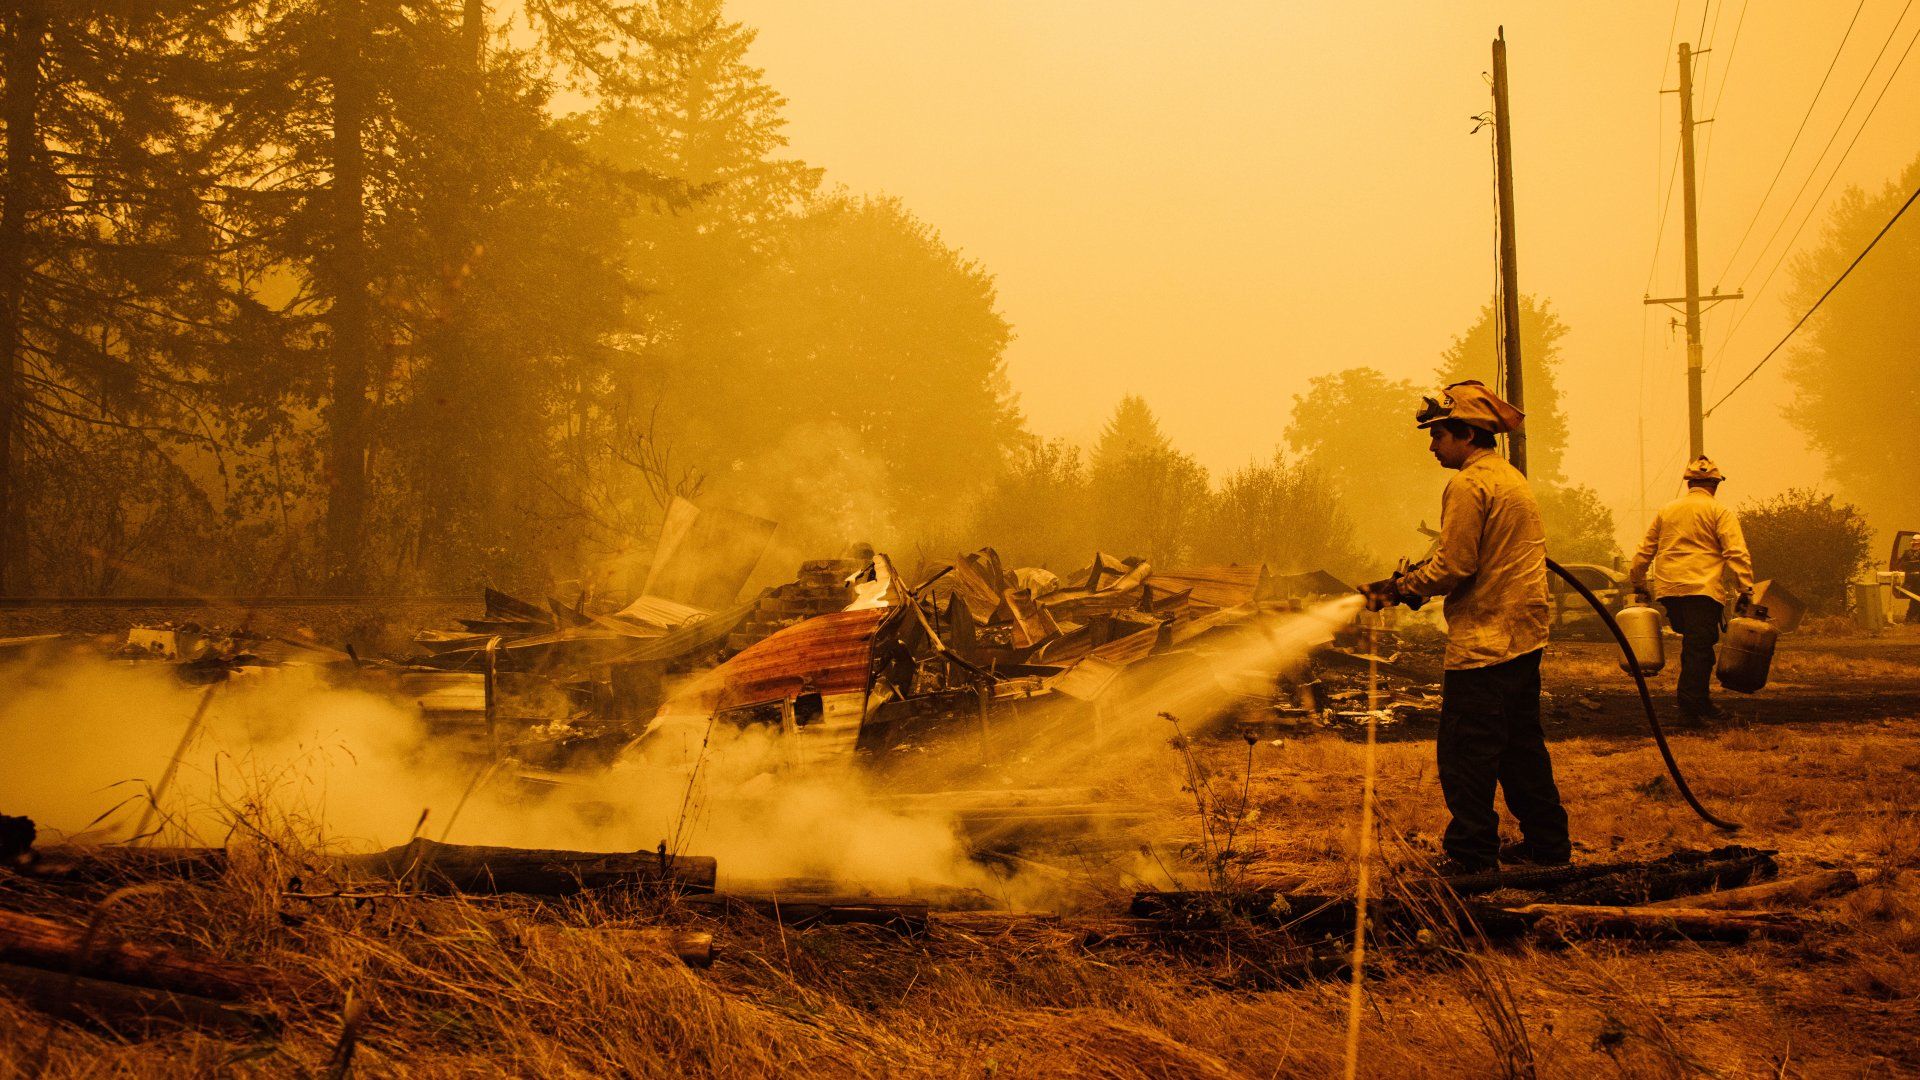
[[378, 499, 1371, 771], [24, 495, 1421, 772]]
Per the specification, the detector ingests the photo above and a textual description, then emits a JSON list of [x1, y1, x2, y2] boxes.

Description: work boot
[[1430, 856, 1496, 878], [1679, 701, 1726, 723]]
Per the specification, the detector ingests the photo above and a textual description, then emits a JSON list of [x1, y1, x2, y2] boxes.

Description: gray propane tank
[[1615, 601, 1666, 676], [1717, 604, 1777, 693]]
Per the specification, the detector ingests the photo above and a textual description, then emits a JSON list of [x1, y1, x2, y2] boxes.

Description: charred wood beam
[[336, 839, 717, 896], [681, 893, 930, 935], [21, 846, 231, 883], [1433, 845, 1776, 902], [0, 961, 279, 1034], [0, 910, 297, 1001], [1512, 902, 1804, 942], [1645, 868, 1861, 910], [1129, 890, 1804, 943]]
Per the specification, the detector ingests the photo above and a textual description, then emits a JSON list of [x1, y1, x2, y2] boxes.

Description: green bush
[[1537, 481, 1619, 565], [1739, 489, 1873, 615]]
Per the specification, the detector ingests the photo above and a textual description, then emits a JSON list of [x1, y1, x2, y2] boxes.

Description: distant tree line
[[969, 296, 1620, 582]]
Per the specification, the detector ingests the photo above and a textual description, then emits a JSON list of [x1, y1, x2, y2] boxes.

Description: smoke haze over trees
[[1782, 154, 1920, 542], [2, 0, 1662, 598]]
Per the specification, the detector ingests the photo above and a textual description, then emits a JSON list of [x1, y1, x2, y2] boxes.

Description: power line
[[1696, 0, 1749, 199], [1643, 0, 1690, 293], [1706, 7, 1920, 381], [1705, 179, 1920, 416], [1711, 0, 1868, 286], [1725, 0, 1914, 290], [1644, 145, 1685, 293]]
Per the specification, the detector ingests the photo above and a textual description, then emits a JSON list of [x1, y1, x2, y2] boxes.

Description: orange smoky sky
[[728, 0, 1920, 544]]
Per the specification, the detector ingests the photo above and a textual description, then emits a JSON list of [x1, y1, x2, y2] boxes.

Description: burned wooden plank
[[681, 893, 930, 935], [1645, 868, 1861, 910], [0, 910, 296, 1001], [1432, 845, 1776, 903], [337, 839, 716, 896], [0, 961, 279, 1035], [1129, 890, 1535, 940], [22, 846, 231, 884], [1514, 902, 1804, 942]]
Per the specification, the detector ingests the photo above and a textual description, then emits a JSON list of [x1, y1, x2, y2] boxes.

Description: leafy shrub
[[1740, 489, 1873, 614], [1537, 481, 1619, 565]]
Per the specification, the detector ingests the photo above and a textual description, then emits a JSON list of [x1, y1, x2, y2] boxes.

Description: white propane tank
[[1615, 602, 1666, 676]]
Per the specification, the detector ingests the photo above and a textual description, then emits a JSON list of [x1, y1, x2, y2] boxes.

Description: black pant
[[1661, 596, 1723, 715], [1437, 649, 1569, 869]]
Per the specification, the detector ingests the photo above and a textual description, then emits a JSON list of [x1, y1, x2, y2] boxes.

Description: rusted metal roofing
[[1267, 569, 1352, 600], [706, 607, 896, 711], [1091, 622, 1161, 664], [603, 594, 712, 634], [950, 548, 1010, 624], [1149, 565, 1267, 609]]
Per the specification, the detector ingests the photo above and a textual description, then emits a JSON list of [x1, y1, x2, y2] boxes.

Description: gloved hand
[[1733, 590, 1753, 617], [1359, 577, 1403, 613], [1632, 589, 1653, 606]]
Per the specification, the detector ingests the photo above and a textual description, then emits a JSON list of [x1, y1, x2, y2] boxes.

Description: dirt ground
[[2, 625, 1918, 1077]]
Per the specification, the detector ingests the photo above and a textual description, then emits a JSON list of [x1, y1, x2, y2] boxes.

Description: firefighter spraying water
[[1359, 382, 1750, 866]]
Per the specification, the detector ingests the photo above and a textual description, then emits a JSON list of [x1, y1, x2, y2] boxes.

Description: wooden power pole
[[1491, 27, 1526, 475], [1646, 41, 1740, 461]]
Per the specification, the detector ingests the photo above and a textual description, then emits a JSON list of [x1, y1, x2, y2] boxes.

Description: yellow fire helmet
[[1414, 379, 1526, 434], [1682, 456, 1726, 483]]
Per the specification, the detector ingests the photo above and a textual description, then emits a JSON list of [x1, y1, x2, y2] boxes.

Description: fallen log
[[1435, 845, 1776, 902], [1511, 902, 1804, 942], [337, 839, 717, 896], [724, 876, 998, 912], [681, 893, 929, 934], [1130, 889, 1800, 943], [23, 846, 231, 883], [0, 910, 295, 1001], [0, 961, 278, 1034], [1646, 868, 1860, 910]]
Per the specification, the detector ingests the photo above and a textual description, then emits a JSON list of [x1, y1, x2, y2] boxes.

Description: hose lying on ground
[[1545, 558, 1740, 832]]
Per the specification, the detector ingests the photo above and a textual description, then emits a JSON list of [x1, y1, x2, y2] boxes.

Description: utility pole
[[1646, 41, 1740, 461], [1491, 26, 1526, 475]]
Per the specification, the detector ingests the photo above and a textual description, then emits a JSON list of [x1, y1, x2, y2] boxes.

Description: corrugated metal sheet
[[1150, 565, 1267, 609], [950, 548, 1009, 624], [1266, 569, 1351, 599], [603, 594, 712, 633], [1091, 623, 1161, 664], [708, 607, 895, 710], [605, 594, 766, 664], [1047, 656, 1124, 701]]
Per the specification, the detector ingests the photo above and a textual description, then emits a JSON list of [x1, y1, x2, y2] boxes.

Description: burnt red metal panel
[[709, 608, 894, 710]]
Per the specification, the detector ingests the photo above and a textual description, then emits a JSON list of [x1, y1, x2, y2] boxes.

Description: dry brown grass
[[4, 710, 1920, 1077]]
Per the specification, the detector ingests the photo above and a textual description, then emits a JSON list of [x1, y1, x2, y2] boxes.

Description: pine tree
[[1087, 395, 1207, 565], [0, 0, 241, 592], [1090, 394, 1168, 470], [1437, 294, 1570, 483]]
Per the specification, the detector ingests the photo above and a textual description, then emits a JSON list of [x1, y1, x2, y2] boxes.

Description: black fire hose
[[1545, 558, 1740, 832]]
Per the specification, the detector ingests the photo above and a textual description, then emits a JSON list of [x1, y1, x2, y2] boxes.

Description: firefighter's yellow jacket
[[1399, 449, 1551, 670], [1628, 489, 1755, 603]]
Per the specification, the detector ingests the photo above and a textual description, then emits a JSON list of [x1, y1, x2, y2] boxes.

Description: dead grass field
[[4, 647, 1920, 1077]]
